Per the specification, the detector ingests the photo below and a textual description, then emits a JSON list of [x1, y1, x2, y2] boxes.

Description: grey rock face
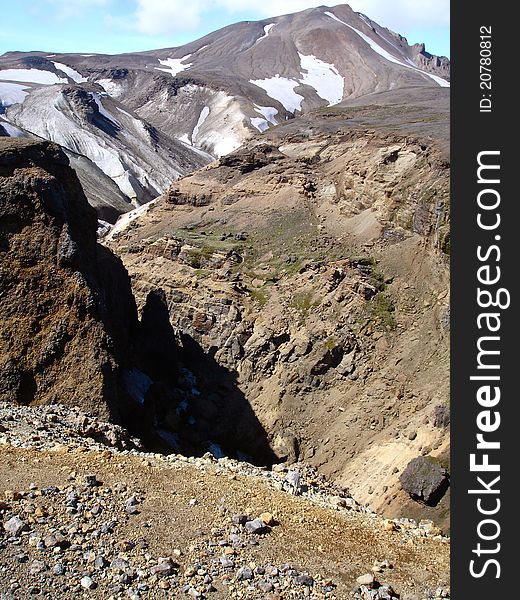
[[400, 456, 449, 506]]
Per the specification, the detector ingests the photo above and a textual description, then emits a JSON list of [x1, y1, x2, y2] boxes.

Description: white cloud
[[40, 1, 448, 40], [133, 0, 204, 35], [129, 0, 449, 37], [118, 0, 450, 36]]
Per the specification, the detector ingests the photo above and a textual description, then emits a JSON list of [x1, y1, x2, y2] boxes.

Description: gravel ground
[[0, 403, 450, 599]]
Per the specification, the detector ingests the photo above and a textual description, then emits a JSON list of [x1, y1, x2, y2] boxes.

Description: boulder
[[400, 456, 449, 506]]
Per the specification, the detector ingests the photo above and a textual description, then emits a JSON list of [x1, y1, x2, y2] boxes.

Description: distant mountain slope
[[0, 4, 449, 218]]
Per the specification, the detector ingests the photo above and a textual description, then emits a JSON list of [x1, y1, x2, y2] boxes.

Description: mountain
[[0, 4, 450, 530], [0, 80, 211, 222], [106, 86, 451, 529], [0, 4, 449, 220]]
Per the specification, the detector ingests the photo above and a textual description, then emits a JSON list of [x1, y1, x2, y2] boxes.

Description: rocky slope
[[0, 136, 278, 463], [0, 4, 449, 218], [0, 138, 143, 421], [107, 87, 451, 530], [0, 402, 450, 600]]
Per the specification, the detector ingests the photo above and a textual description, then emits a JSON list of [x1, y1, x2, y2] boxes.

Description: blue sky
[[0, 1, 450, 58]]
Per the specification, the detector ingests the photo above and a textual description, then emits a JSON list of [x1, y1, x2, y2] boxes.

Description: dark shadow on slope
[[176, 332, 278, 467], [138, 289, 178, 381], [130, 288, 277, 466]]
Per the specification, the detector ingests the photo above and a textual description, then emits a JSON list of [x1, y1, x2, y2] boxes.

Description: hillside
[[107, 88, 450, 529], [0, 5, 451, 597], [0, 402, 450, 600]]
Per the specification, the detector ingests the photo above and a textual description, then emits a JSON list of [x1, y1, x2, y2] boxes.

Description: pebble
[[236, 565, 253, 580], [295, 574, 314, 586], [29, 560, 46, 575], [244, 518, 269, 534], [286, 471, 302, 493], [3, 516, 27, 537], [0, 401, 449, 600], [356, 573, 375, 588], [232, 514, 249, 525], [257, 580, 275, 592], [94, 556, 108, 569], [260, 512, 276, 526], [150, 561, 173, 577], [84, 474, 99, 487], [383, 519, 397, 532], [80, 575, 95, 590]]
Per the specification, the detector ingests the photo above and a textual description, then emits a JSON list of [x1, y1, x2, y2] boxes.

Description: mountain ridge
[[1, 4, 449, 220]]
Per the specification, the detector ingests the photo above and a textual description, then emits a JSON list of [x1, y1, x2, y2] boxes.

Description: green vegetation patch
[[290, 289, 320, 316], [370, 293, 397, 330]]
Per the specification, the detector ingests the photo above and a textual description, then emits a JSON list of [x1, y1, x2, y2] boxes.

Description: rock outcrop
[[0, 138, 275, 464], [411, 43, 451, 81], [0, 138, 139, 422]]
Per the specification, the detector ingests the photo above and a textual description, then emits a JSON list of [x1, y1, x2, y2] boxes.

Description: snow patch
[[325, 11, 450, 88], [0, 68, 67, 85], [250, 117, 269, 132], [192, 90, 244, 156], [254, 104, 278, 124], [91, 93, 120, 126], [180, 368, 201, 397], [97, 220, 112, 237], [358, 13, 372, 27], [51, 62, 88, 83], [208, 133, 241, 157], [87, 139, 134, 197], [96, 78, 123, 98], [298, 53, 344, 105], [7, 84, 191, 203], [7, 89, 136, 197], [156, 54, 192, 77], [255, 23, 275, 44], [0, 120, 25, 137], [170, 83, 246, 157], [124, 369, 153, 406], [0, 81, 30, 109], [177, 136, 215, 161], [208, 442, 226, 459], [250, 75, 304, 112], [108, 197, 161, 238], [178, 133, 191, 145], [192, 106, 210, 141], [116, 107, 134, 119]]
